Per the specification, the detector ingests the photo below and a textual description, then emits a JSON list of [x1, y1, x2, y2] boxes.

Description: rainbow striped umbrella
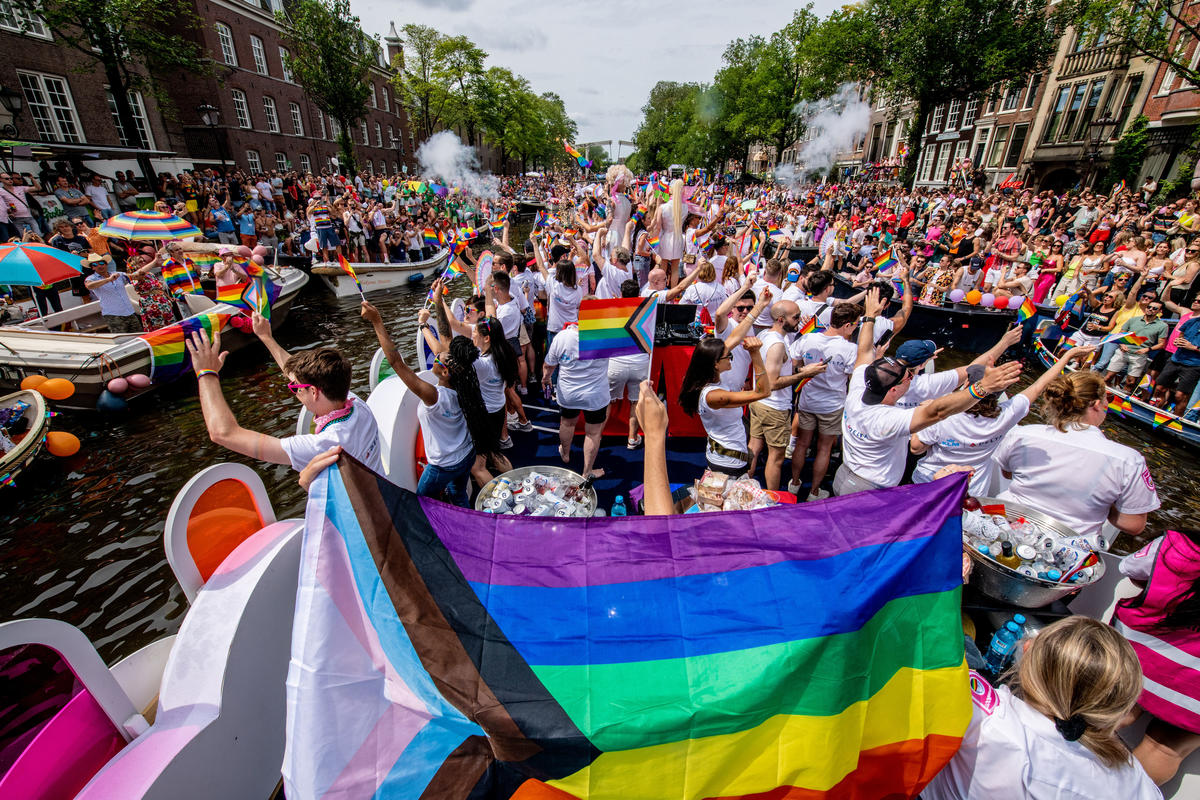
[[97, 210, 201, 241], [0, 243, 83, 286]]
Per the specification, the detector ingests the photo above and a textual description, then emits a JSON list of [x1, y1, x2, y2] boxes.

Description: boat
[[514, 198, 549, 214], [310, 249, 449, 298], [0, 389, 47, 485], [831, 272, 1018, 352], [0, 267, 308, 411], [2, 375, 1197, 798]]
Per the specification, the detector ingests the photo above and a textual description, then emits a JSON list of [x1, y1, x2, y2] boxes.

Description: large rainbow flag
[[578, 295, 658, 360], [139, 309, 232, 381], [284, 462, 971, 799]]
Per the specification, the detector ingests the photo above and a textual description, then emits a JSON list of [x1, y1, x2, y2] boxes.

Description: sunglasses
[[286, 381, 314, 395], [734, 305, 754, 313], [718, 353, 733, 363]]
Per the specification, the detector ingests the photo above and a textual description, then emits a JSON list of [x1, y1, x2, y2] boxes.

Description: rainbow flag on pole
[[139, 310, 231, 381], [338, 254, 363, 295], [423, 228, 440, 248], [1098, 331, 1149, 347], [1016, 297, 1037, 323], [578, 295, 659, 360], [874, 248, 898, 272], [285, 462, 971, 799]]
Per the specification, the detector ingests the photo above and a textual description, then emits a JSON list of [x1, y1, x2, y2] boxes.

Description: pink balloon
[[251, 254, 265, 266], [107, 377, 129, 395], [236, 245, 253, 258], [127, 373, 152, 389], [948, 289, 965, 303], [251, 245, 269, 256], [980, 293, 996, 308]]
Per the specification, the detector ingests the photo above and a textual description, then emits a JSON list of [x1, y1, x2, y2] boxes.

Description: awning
[[0, 140, 176, 160]]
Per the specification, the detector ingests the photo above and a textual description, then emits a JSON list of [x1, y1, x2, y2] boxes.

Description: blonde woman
[[923, 617, 1159, 799], [651, 178, 685, 285]]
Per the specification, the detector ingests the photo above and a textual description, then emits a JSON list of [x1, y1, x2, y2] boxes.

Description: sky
[[353, 0, 840, 153]]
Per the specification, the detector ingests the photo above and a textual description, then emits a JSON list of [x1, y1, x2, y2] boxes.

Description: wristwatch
[[863, 315, 876, 323]]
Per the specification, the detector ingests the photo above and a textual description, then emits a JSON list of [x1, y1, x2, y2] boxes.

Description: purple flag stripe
[[420, 475, 966, 589]]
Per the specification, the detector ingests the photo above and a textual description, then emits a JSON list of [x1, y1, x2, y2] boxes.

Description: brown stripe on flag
[[338, 456, 542, 765], [419, 735, 494, 799]]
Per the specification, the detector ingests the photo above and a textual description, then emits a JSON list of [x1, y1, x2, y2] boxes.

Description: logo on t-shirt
[[1142, 467, 1156, 492], [969, 671, 1000, 715]]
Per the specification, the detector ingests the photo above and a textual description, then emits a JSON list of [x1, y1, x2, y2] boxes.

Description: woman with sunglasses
[[1031, 240, 1064, 304], [678, 335, 769, 478], [362, 301, 495, 506], [1164, 243, 1200, 308]]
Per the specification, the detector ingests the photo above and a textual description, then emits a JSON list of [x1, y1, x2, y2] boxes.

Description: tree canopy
[[277, 0, 379, 174], [1072, 0, 1200, 89]]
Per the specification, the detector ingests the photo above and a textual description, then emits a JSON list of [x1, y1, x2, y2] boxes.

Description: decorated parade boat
[[310, 248, 448, 297], [0, 388, 48, 486]]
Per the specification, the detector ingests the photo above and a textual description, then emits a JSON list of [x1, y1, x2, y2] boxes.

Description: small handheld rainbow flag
[[1098, 331, 1149, 347], [563, 140, 592, 169], [490, 218, 505, 235], [423, 228, 439, 248], [1152, 410, 1177, 429], [216, 280, 250, 307], [578, 295, 659, 360], [1016, 297, 1037, 323], [647, 234, 661, 252], [1106, 397, 1126, 417], [798, 315, 823, 335], [338, 254, 365, 300], [632, 204, 647, 224]]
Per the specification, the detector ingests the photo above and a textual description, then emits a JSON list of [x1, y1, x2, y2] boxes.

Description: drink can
[[555, 506, 572, 517], [1053, 545, 1084, 570], [511, 503, 525, 516], [1016, 544, 1037, 562], [496, 489, 512, 502], [1017, 566, 1037, 578]]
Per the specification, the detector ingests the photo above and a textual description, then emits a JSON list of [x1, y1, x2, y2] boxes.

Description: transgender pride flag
[[284, 457, 972, 799]]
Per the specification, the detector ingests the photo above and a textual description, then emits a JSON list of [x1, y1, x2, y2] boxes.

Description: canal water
[[2, 272, 1198, 663]]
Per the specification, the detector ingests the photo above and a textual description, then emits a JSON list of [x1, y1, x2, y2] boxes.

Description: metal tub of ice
[[474, 466, 598, 517], [965, 497, 1106, 608]]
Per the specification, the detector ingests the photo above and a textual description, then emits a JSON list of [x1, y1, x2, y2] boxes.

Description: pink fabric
[[209, 521, 295, 579], [0, 689, 124, 800], [1032, 272, 1056, 304], [74, 724, 201, 799], [1166, 310, 1195, 354], [1115, 530, 1200, 733]]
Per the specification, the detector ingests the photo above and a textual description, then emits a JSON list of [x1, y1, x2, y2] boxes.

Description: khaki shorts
[[518, 321, 530, 347], [749, 402, 791, 449], [796, 408, 842, 435]]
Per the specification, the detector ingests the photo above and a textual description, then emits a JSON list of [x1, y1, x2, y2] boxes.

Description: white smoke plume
[[792, 83, 873, 178], [773, 163, 802, 192], [415, 130, 499, 199]]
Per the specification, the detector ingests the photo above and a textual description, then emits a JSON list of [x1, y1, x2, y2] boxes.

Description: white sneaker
[[787, 480, 802, 495], [513, 419, 534, 433], [807, 488, 829, 502], [517, 384, 528, 395], [499, 436, 513, 450]]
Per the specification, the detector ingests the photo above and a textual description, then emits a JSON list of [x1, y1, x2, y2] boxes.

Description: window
[[315, 109, 325, 139], [1002, 83, 1021, 111], [393, 161, 399, 174], [952, 139, 969, 170], [930, 104, 945, 133], [1004, 123, 1028, 168], [0, 2, 50, 38], [882, 121, 896, 157], [215, 23, 237, 66], [275, 152, 287, 171], [1024, 73, 1043, 110], [386, 124, 393, 148], [1042, 85, 1070, 143], [250, 35, 268, 75], [279, 47, 293, 82], [1059, 83, 1088, 143], [973, 127, 991, 167], [375, 122, 382, 147], [1073, 79, 1106, 142], [1112, 74, 1144, 138], [378, 160, 386, 174], [17, 71, 83, 143], [262, 96, 279, 133], [289, 102, 303, 135], [988, 125, 1010, 168], [984, 92, 997, 116], [919, 147, 935, 183], [232, 89, 251, 128], [946, 99, 962, 131], [1158, 63, 1176, 95], [964, 99, 979, 127], [299, 153, 311, 173], [105, 89, 153, 148], [329, 117, 341, 138], [360, 121, 368, 145], [246, 149, 261, 173], [382, 87, 389, 112], [933, 142, 952, 182], [370, 84, 377, 108]]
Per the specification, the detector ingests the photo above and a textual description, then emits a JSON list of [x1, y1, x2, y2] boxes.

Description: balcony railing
[[1060, 43, 1127, 79]]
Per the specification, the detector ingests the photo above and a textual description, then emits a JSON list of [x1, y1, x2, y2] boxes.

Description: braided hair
[[445, 336, 498, 454], [477, 317, 519, 388]]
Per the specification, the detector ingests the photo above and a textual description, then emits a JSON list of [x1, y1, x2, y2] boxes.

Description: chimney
[[385, 21, 404, 68]]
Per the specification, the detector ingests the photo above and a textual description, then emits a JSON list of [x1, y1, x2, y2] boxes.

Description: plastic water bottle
[[1012, 613, 1027, 636], [984, 621, 1022, 675], [611, 495, 627, 517]]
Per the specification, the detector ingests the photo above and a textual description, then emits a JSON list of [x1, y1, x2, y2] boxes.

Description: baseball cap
[[862, 357, 908, 405], [218, 246, 233, 256], [895, 339, 936, 367]]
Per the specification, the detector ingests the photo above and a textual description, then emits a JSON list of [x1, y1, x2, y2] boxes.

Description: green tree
[[632, 81, 704, 171], [435, 35, 487, 146], [477, 66, 527, 166], [823, 0, 1060, 185], [13, 0, 206, 191], [1072, 1, 1200, 89], [1104, 114, 1151, 188], [394, 24, 451, 143], [277, 0, 379, 174]]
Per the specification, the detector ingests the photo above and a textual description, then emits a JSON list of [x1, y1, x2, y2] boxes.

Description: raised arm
[[722, 285, 770, 347], [361, 301, 438, 405], [714, 277, 754, 334], [856, 287, 886, 367], [705, 339, 770, 408], [910, 361, 1023, 434], [637, 384, 673, 516], [1021, 346, 1093, 402], [889, 265, 914, 336], [663, 266, 700, 303]]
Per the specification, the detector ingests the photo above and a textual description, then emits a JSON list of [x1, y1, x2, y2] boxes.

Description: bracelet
[[967, 382, 985, 400], [196, 369, 219, 380]]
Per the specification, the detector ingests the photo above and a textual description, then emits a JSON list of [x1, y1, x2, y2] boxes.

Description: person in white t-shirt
[[911, 346, 1093, 496], [680, 260, 728, 322], [714, 278, 772, 392], [592, 241, 636, 300], [679, 335, 770, 478], [544, 322, 609, 479], [923, 617, 1160, 800], [835, 288, 1022, 495], [364, 303, 494, 506], [534, 246, 587, 342], [186, 313, 382, 478], [787, 301, 862, 500], [607, 279, 652, 449], [992, 370, 1160, 550], [750, 258, 786, 330]]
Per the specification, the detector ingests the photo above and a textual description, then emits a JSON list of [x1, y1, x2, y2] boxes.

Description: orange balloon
[[20, 374, 48, 391], [965, 290, 982, 306], [37, 378, 76, 401], [46, 431, 80, 457]]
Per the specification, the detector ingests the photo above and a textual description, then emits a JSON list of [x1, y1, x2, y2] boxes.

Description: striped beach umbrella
[[97, 210, 201, 241], [0, 243, 83, 286]]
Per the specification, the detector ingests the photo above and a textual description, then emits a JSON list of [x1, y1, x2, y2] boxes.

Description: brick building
[[1138, 34, 1200, 189]]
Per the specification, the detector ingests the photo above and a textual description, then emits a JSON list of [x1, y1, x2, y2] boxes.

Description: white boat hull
[[313, 250, 449, 297]]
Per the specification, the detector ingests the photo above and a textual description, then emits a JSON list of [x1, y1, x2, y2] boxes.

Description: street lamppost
[[196, 103, 228, 176], [0, 86, 23, 138], [1083, 116, 1118, 190]]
